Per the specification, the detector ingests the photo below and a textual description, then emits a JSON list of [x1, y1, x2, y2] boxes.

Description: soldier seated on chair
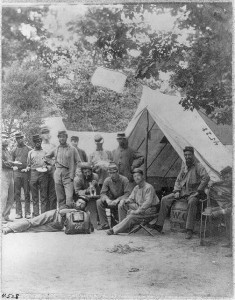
[[152, 146, 210, 239], [106, 168, 159, 235], [74, 162, 99, 199], [96, 162, 131, 230], [209, 166, 232, 256]]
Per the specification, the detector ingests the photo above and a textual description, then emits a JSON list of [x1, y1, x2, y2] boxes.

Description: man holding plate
[[12, 132, 32, 219], [26, 134, 49, 216]]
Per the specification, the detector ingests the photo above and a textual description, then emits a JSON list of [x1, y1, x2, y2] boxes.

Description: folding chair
[[128, 213, 159, 237]]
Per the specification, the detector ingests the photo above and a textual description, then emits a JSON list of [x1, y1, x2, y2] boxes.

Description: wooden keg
[[170, 200, 188, 232]]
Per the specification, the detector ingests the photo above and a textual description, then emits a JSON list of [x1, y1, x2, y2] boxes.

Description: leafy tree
[[2, 7, 72, 70], [67, 3, 232, 125], [49, 54, 141, 132], [171, 3, 233, 125], [2, 7, 49, 67], [2, 61, 47, 146]]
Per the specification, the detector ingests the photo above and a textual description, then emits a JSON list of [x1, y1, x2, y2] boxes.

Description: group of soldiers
[[1, 128, 144, 226], [2, 128, 232, 248]]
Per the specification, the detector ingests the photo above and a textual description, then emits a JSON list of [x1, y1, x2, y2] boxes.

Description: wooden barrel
[[170, 200, 188, 232]]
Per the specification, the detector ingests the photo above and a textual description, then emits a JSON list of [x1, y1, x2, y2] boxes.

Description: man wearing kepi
[[70, 136, 88, 162], [27, 134, 49, 216], [89, 134, 113, 187], [2, 132, 15, 223], [40, 126, 57, 210], [45, 130, 81, 209], [153, 146, 210, 239], [97, 162, 131, 230], [106, 168, 159, 235], [12, 132, 32, 219], [112, 133, 144, 190]]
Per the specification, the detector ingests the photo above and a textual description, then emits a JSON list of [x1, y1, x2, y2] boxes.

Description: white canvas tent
[[125, 86, 232, 191], [43, 117, 118, 156]]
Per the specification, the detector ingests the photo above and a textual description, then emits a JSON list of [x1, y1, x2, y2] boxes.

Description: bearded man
[[153, 146, 210, 239]]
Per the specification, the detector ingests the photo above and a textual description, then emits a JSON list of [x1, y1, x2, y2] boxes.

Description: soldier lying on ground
[[2, 196, 93, 235]]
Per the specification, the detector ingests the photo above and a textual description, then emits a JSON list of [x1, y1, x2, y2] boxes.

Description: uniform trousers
[[30, 170, 48, 216], [6, 210, 64, 233], [156, 193, 199, 230], [14, 171, 30, 216], [97, 195, 127, 226], [113, 204, 157, 234], [54, 167, 74, 208], [46, 170, 57, 210], [2, 169, 14, 219]]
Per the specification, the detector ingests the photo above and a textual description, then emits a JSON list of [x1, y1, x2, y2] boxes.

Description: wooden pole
[[145, 109, 149, 180]]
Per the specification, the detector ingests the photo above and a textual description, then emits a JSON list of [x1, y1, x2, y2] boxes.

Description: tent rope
[[163, 157, 180, 178]]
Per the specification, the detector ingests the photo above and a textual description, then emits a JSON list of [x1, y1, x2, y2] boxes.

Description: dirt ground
[[1, 208, 233, 300]]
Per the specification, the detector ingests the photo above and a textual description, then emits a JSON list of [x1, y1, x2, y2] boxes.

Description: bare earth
[[1, 216, 233, 300]]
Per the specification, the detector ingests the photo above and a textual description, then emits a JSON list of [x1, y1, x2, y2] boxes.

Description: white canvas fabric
[[91, 66, 127, 93], [43, 117, 118, 155], [126, 86, 232, 181]]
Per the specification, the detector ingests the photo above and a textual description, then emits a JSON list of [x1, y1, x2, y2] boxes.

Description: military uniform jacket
[[112, 147, 144, 181], [173, 161, 210, 197]]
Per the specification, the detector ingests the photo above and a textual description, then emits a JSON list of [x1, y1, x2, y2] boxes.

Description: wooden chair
[[199, 187, 229, 246]]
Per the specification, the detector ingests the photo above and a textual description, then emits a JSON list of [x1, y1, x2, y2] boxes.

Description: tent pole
[[145, 110, 149, 180]]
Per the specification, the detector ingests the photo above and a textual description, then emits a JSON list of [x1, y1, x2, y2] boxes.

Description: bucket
[[170, 200, 188, 232]]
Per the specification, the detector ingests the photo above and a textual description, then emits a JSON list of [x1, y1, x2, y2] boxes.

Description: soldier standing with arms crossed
[[40, 126, 57, 210]]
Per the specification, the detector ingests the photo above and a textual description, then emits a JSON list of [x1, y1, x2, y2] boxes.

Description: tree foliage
[[2, 61, 47, 145], [2, 7, 49, 67], [2, 3, 233, 136], [67, 3, 232, 125]]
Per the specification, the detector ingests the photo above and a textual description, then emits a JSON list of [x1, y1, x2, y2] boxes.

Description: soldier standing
[[12, 132, 32, 219], [27, 134, 49, 216], [2, 132, 14, 223], [40, 126, 57, 210], [45, 130, 81, 209]]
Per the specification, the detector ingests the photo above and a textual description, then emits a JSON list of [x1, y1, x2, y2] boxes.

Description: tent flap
[[126, 86, 232, 184]]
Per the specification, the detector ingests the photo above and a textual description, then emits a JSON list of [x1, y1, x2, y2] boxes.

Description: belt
[[55, 164, 69, 169]]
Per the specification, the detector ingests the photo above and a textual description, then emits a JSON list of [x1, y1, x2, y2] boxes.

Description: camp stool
[[128, 213, 159, 237]]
